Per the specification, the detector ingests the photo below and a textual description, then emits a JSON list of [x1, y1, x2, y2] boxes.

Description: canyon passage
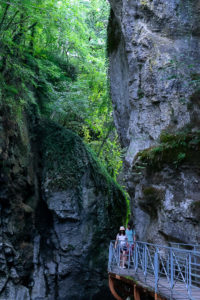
[[0, 0, 200, 299]]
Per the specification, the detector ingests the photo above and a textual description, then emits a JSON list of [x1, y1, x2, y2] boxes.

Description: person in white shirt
[[115, 226, 127, 268]]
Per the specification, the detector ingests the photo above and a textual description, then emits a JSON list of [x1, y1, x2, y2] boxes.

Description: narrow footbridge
[[108, 241, 200, 300]]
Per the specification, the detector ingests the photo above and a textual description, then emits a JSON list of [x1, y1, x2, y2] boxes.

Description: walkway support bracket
[[134, 284, 141, 300]]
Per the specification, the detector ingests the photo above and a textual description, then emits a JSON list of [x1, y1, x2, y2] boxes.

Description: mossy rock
[[137, 131, 200, 171], [39, 120, 90, 189], [38, 120, 127, 221]]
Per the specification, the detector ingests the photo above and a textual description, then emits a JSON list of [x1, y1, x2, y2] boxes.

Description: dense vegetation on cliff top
[[0, 0, 123, 179]]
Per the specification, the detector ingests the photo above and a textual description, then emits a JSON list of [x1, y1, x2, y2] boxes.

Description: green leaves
[[0, 0, 124, 179]]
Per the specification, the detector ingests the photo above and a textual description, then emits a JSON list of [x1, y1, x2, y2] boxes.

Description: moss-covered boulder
[[31, 121, 127, 300]]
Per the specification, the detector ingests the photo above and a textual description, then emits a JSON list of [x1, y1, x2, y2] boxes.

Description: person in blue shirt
[[125, 222, 136, 247]]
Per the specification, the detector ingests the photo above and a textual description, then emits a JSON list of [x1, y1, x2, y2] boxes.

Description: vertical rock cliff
[[108, 0, 200, 245], [0, 105, 126, 299]]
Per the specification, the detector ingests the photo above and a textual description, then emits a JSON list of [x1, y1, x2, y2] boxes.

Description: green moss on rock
[[39, 120, 127, 220], [137, 131, 200, 170], [41, 121, 87, 190]]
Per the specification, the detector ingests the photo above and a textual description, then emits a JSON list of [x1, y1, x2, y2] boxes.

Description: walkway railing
[[108, 240, 200, 300], [169, 242, 200, 253]]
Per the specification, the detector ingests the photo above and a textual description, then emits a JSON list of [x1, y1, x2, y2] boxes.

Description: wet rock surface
[[108, 0, 200, 244]]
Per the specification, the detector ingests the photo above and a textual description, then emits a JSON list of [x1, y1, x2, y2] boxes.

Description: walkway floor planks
[[110, 266, 200, 300]]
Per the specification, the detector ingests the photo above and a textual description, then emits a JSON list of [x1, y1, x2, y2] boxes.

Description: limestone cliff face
[[0, 107, 125, 299], [108, 0, 200, 244]]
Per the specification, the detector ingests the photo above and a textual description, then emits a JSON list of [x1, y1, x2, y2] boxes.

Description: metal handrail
[[169, 242, 200, 253], [108, 240, 200, 300]]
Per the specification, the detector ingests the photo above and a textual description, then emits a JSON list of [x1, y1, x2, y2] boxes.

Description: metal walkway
[[108, 241, 200, 300]]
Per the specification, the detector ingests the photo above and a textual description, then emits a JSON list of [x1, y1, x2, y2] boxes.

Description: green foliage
[[137, 89, 145, 99], [0, 0, 124, 179], [137, 131, 200, 170], [175, 152, 186, 164]]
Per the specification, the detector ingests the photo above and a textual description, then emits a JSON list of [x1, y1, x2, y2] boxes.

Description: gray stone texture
[[127, 164, 200, 245], [108, 0, 200, 244]]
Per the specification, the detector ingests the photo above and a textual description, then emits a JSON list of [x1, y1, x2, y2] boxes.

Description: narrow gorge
[[0, 0, 200, 299]]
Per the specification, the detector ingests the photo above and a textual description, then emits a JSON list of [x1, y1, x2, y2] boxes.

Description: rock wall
[[0, 106, 126, 299], [127, 140, 200, 245], [108, 0, 200, 244], [0, 105, 39, 299]]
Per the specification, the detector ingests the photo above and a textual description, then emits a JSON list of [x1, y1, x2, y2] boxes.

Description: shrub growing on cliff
[[137, 131, 200, 170]]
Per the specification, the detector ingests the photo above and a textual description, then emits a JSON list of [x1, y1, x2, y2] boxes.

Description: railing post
[[142, 245, 145, 272], [188, 253, 191, 299], [117, 244, 120, 267], [108, 242, 113, 271], [144, 244, 147, 280], [167, 253, 169, 280], [154, 248, 158, 294], [134, 242, 138, 271], [186, 256, 189, 289], [170, 248, 174, 298], [128, 244, 131, 269]]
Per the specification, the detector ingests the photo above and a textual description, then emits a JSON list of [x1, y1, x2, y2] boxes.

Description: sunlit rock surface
[[108, 0, 200, 244]]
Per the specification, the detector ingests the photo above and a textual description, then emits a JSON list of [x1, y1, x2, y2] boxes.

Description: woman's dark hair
[[119, 230, 125, 236], [127, 222, 132, 228], [128, 221, 134, 229]]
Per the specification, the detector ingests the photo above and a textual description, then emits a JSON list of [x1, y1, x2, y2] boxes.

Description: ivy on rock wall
[[136, 131, 200, 170], [40, 120, 126, 201], [39, 120, 127, 231]]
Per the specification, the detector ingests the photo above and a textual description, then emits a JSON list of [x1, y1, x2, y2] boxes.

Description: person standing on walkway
[[115, 226, 127, 268], [126, 222, 136, 247]]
